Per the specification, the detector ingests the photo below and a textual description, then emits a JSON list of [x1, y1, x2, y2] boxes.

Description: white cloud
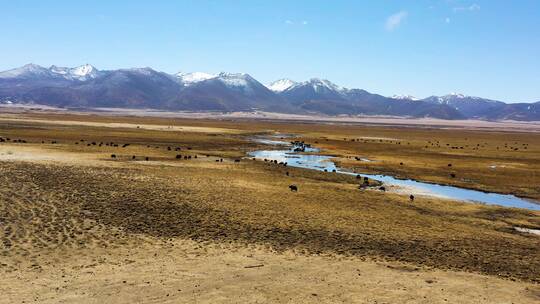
[[453, 3, 480, 12], [385, 11, 408, 31], [285, 20, 308, 26]]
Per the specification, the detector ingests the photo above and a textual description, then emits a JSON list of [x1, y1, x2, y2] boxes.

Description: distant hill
[[0, 64, 538, 121]]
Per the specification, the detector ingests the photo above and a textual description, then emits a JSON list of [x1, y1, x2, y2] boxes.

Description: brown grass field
[[0, 110, 539, 303]]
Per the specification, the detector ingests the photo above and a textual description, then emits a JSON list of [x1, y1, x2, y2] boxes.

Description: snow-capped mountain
[[0, 63, 55, 79], [421, 93, 506, 118], [176, 72, 264, 94], [0, 63, 538, 121], [426, 93, 483, 104], [215, 72, 254, 89], [392, 94, 420, 101], [0, 63, 100, 81], [267, 79, 297, 92], [176, 72, 216, 85], [307, 78, 344, 92], [279, 78, 346, 105], [173, 71, 291, 111], [50, 64, 100, 81]]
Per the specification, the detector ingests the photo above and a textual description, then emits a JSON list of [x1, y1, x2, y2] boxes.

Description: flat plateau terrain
[[0, 110, 539, 303]]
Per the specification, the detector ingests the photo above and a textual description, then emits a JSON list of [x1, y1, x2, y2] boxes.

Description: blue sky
[[1, 0, 539, 102]]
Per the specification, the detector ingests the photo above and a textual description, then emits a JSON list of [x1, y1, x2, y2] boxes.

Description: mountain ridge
[[0, 64, 538, 121]]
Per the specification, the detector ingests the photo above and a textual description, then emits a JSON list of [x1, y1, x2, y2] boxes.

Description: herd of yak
[[0, 133, 528, 203]]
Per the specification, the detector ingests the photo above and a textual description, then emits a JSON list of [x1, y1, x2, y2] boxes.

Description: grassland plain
[[0, 111, 539, 303]]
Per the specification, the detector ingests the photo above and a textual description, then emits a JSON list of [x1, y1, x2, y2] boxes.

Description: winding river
[[250, 137, 540, 211]]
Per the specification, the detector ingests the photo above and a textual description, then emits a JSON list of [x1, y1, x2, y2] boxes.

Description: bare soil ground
[[0, 111, 539, 303]]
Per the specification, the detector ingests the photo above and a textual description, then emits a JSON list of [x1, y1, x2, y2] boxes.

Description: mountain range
[[0, 64, 538, 121]]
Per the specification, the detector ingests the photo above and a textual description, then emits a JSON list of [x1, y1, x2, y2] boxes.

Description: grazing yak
[[289, 185, 298, 192], [410, 195, 415, 201], [379, 186, 386, 192]]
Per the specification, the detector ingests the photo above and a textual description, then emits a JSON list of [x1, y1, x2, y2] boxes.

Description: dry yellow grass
[[0, 111, 539, 303]]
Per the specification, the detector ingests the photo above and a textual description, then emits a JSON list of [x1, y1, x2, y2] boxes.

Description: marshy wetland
[[249, 138, 540, 210], [0, 111, 539, 303]]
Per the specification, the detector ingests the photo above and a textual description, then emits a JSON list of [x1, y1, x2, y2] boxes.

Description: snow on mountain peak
[[216, 72, 253, 87], [176, 71, 257, 88], [72, 64, 97, 77], [307, 78, 343, 92], [176, 72, 216, 85], [22, 63, 45, 71], [49, 64, 99, 80], [267, 79, 297, 92], [442, 93, 485, 101], [448, 92, 466, 99], [392, 94, 420, 101], [122, 67, 157, 76], [218, 72, 247, 78], [0, 63, 50, 78], [49, 65, 69, 75]]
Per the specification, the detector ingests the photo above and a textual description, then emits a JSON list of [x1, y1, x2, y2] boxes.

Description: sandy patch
[[514, 227, 540, 236], [2, 239, 538, 304], [0, 144, 121, 167], [0, 145, 90, 163], [2, 106, 540, 132], [359, 136, 400, 141], [386, 183, 451, 199], [0, 117, 243, 134]]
